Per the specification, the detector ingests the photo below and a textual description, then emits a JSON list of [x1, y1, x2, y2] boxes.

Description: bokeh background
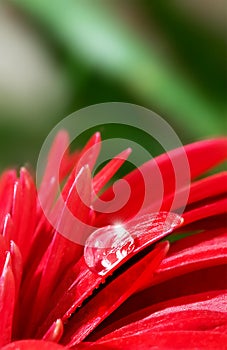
[[0, 0, 226, 172]]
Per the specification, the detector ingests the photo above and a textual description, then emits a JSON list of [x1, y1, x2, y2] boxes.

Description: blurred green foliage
[[0, 0, 226, 171]]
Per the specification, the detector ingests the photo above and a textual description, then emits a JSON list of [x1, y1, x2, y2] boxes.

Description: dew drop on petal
[[84, 224, 135, 276]]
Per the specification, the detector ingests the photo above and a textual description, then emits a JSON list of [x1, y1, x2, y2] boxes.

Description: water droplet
[[84, 224, 135, 276]]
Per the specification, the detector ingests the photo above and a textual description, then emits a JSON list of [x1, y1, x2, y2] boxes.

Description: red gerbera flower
[[0, 131, 226, 350]]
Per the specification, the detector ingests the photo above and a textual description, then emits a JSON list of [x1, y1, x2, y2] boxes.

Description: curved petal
[[91, 330, 227, 350], [0, 170, 17, 233], [0, 252, 15, 347], [145, 171, 227, 213], [97, 263, 227, 331], [93, 290, 227, 342], [96, 138, 227, 225], [182, 198, 227, 226], [153, 227, 227, 286]]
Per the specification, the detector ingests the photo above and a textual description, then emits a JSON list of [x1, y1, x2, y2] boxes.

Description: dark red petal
[[61, 242, 168, 346], [99, 262, 227, 332], [95, 290, 227, 342], [91, 330, 227, 349], [115, 227, 226, 315], [1, 340, 65, 350], [0, 252, 15, 347], [152, 227, 227, 287]]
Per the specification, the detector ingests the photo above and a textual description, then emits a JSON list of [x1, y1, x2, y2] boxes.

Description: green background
[[0, 0, 226, 172]]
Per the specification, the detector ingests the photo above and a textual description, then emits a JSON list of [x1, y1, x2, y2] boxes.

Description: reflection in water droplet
[[84, 225, 135, 276], [84, 212, 183, 276]]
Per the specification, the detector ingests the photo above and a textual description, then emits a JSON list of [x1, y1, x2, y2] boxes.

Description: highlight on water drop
[[84, 224, 135, 276], [84, 211, 183, 275]]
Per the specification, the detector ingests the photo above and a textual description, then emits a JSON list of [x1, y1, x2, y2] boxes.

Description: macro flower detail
[[0, 132, 226, 349]]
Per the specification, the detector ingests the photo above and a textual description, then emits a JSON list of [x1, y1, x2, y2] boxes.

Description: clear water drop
[[84, 212, 183, 276], [84, 224, 135, 276]]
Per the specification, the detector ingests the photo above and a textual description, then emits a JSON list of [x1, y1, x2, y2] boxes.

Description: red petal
[[1, 340, 65, 350], [93, 148, 131, 195], [2, 214, 14, 244], [35, 260, 101, 338], [24, 166, 92, 337], [42, 319, 64, 343], [0, 235, 9, 274], [10, 242, 23, 340], [36, 211, 181, 337], [36, 211, 182, 338], [61, 242, 168, 346], [38, 130, 69, 217], [11, 168, 37, 263], [145, 171, 227, 213], [126, 212, 183, 253], [91, 330, 227, 349], [100, 261, 227, 331], [61, 133, 101, 201], [9, 241, 22, 302], [153, 227, 227, 287], [11, 180, 21, 241], [96, 138, 227, 225], [95, 290, 227, 342], [77, 132, 101, 171], [182, 198, 227, 226], [59, 150, 80, 181], [0, 170, 16, 233], [0, 252, 15, 347], [51, 165, 92, 243], [183, 171, 227, 207]]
